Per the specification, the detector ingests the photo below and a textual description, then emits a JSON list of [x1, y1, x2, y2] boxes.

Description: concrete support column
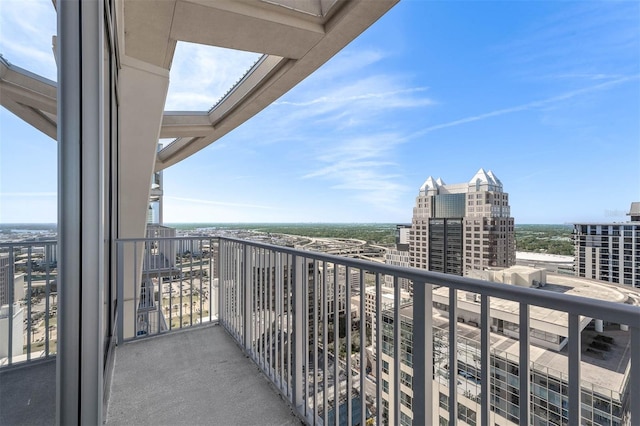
[[595, 319, 604, 333], [57, 0, 105, 424], [118, 56, 169, 338]]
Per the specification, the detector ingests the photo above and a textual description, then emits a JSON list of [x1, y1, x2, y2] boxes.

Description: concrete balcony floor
[[107, 324, 301, 425], [0, 358, 56, 426], [1, 325, 301, 426]]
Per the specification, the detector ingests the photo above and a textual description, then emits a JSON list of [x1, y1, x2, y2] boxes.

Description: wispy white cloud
[[245, 49, 433, 213], [411, 76, 638, 137], [274, 75, 432, 127], [165, 42, 262, 111], [300, 133, 411, 209], [495, 2, 640, 81], [165, 196, 277, 210], [310, 49, 386, 81]]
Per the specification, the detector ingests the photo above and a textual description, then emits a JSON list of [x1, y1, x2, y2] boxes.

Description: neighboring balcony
[[1, 237, 639, 425]]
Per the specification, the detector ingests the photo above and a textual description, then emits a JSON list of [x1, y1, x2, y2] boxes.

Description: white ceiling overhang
[[0, 0, 399, 171]]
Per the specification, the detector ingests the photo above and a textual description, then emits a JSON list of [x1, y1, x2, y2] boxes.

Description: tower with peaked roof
[[409, 168, 515, 275]]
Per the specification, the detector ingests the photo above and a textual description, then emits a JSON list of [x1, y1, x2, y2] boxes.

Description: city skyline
[[1, 0, 639, 224]]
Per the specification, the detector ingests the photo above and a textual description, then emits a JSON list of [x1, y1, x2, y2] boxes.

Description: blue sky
[[1, 0, 638, 224]]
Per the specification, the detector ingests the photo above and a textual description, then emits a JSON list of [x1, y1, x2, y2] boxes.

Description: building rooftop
[[434, 272, 634, 331], [396, 305, 632, 396], [515, 252, 573, 264]]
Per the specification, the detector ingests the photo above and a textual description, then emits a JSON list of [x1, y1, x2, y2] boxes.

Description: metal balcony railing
[[4, 236, 640, 425], [215, 237, 640, 426], [116, 236, 219, 341], [0, 241, 58, 367]]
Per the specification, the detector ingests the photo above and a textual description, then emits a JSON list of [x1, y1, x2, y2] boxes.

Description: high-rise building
[[380, 271, 638, 426], [0, 254, 10, 306], [385, 225, 412, 291], [409, 168, 515, 275], [573, 202, 640, 288]]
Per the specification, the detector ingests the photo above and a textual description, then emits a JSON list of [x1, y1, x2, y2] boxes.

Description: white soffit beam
[[155, 0, 399, 170], [160, 112, 212, 138], [171, 0, 325, 59], [0, 58, 57, 138], [2, 97, 57, 140]]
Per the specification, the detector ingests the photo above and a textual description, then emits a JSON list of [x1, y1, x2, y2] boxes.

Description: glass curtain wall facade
[[103, 0, 119, 393], [380, 306, 628, 426], [57, 0, 119, 422]]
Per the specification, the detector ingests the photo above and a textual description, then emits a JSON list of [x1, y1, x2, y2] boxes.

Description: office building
[[380, 269, 638, 426], [0, 254, 10, 306], [384, 224, 412, 292], [409, 169, 515, 275], [573, 202, 640, 288]]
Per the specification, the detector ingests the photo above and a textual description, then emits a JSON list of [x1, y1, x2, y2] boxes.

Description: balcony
[[1, 237, 640, 425]]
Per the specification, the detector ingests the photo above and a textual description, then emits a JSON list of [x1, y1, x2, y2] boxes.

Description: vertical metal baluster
[[303, 256, 309, 421], [7, 245, 15, 364], [235, 241, 239, 335], [282, 254, 292, 396], [232, 241, 236, 332], [117, 242, 124, 343], [519, 302, 530, 425], [157, 240, 162, 335], [413, 280, 433, 426], [261, 248, 266, 370], [393, 276, 401, 426], [189, 239, 194, 327], [265, 250, 270, 378], [448, 287, 458, 426], [276, 252, 289, 396], [199, 239, 204, 324], [346, 265, 353, 426], [210, 238, 214, 322], [323, 261, 329, 425], [134, 241, 138, 338], [179, 240, 183, 330], [229, 242, 234, 333], [215, 240, 219, 325], [375, 272, 382, 426], [568, 313, 581, 426], [268, 250, 274, 380], [480, 295, 490, 426], [245, 245, 252, 355], [359, 269, 366, 426], [225, 242, 230, 331], [253, 246, 258, 358], [255, 246, 259, 360], [257, 247, 262, 362], [630, 325, 640, 426], [313, 259, 319, 425], [334, 263, 340, 426], [293, 254, 305, 417], [27, 246, 33, 360], [169, 244, 174, 331], [286, 253, 292, 400], [45, 242, 52, 356], [276, 251, 283, 389], [146, 238, 152, 334], [257, 248, 262, 366]]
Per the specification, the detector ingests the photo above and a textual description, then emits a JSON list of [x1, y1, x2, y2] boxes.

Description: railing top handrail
[[0, 240, 57, 247], [115, 236, 217, 243], [218, 236, 640, 326]]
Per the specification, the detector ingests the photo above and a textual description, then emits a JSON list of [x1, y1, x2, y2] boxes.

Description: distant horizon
[[0, 222, 578, 226]]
